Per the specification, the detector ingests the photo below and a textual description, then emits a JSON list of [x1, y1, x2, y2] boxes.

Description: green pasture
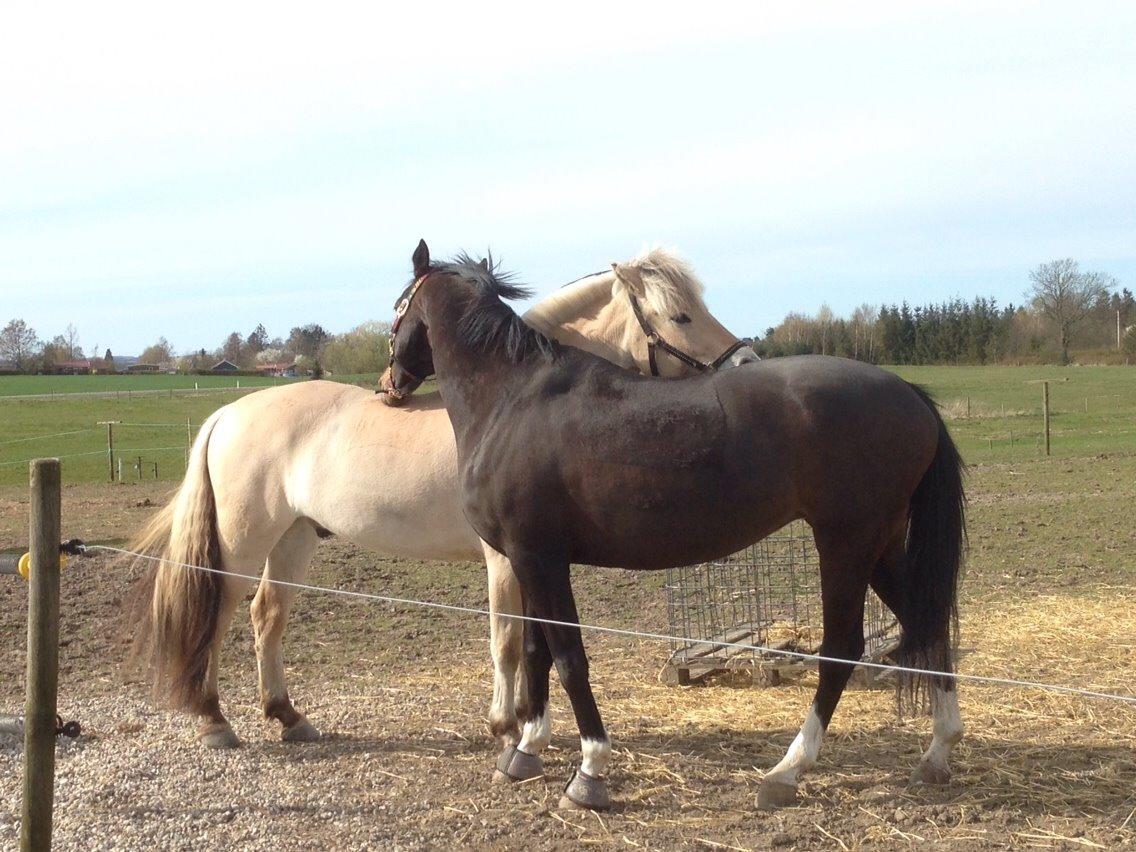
[[0, 373, 301, 397], [889, 365, 1136, 462], [0, 366, 1132, 487]]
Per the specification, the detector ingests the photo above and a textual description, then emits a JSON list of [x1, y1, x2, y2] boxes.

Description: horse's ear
[[611, 262, 645, 296], [412, 239, 430, 278], [479, 258, 489, 271]]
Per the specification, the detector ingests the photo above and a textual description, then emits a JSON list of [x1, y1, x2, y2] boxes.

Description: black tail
[[897, 384, 967, 699]]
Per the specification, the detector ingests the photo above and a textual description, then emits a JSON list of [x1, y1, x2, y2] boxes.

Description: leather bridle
[[380, 273, 431, 401], [627, 293, 748, 377], [380, 273, 750, 399]]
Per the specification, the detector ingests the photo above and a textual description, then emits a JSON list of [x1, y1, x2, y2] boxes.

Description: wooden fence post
[[1042, 381, 1051, 457], [22, 458, 61, 852], [97, 421, 119, 483]]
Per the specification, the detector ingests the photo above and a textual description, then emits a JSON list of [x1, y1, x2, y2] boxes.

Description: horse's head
[[610, 249, 758, 378], [525, 248, 757, 379], [380, 239, 543, 406], [380, 239, 437, 405]]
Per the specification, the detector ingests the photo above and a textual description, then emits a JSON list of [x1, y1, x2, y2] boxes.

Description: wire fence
[[81, 543, 1136, 708]]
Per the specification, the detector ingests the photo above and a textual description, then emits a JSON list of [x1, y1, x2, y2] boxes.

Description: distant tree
[[64, 323, 80, 360], [138, 337, 174, 365], [1028, 259, 1115, 364], [222, 332, 243, 364], [0, 319, 41, 371], [245, 324, 269, 356], [321, 321, 391, 375], [41, 335, 71, 370], [287, 324, 330, 359], [256, 347, 288, 365], [103, 348, 113, 371]]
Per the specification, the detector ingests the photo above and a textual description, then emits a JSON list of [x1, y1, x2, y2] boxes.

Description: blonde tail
[[125, 408, 226, 714]]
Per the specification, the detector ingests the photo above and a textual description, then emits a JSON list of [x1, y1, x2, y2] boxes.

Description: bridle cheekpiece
[[627, 293, 747, 377], [380, 272, 431, 401]]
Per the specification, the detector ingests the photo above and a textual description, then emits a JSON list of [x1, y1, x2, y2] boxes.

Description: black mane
[[435, 252, 558, 364]]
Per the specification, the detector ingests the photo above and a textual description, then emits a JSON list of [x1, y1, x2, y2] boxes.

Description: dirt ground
[[1, 459, 1135, 850]]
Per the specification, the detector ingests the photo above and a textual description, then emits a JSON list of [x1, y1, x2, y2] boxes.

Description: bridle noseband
[[627, 293, 748, 377], [380, 273, 431, 401]]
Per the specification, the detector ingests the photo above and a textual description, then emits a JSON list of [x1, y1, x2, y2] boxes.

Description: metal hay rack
[[662, 521, 899, 686]]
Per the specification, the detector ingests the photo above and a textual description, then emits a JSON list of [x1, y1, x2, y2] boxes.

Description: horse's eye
[[672, 313, 692, 325]]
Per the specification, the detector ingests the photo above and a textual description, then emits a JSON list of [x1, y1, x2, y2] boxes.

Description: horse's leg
[[197, 572, 253, 748], [871, 536, 964, 786], [513, 554, 612, 810], [251, 520, 321, 742], [493, 603, 552, 783], [758, 532, 873, 808], [482, 541, 525, 744]]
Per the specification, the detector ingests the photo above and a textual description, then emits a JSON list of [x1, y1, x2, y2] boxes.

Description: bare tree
[[850, 303, 878, 361], [0, 319, 41, 371], [64, 323, 80, 360], [1028, 259, 1113, 363]]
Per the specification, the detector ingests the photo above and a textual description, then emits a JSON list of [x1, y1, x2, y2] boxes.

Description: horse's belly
[[296, 425, 483, 563]]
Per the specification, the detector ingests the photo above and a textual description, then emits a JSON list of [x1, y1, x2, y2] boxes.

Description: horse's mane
[[434, 252, 558, 364], [628, 246, 707, 316], [525, 247, 707, 330]]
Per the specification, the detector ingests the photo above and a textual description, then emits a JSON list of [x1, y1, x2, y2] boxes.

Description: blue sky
[[2, 2, 1134, 355]]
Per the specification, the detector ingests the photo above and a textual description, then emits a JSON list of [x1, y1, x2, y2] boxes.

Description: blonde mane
[[525, 247, 706, 330]]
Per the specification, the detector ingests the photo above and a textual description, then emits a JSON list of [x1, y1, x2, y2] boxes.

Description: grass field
[[0, 373, 299, 397], [1, 365, 1131, 487], [0, 373, 384, 486]]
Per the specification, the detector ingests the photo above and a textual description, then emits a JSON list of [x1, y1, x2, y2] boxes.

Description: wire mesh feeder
[[662, 520, 900, 686]]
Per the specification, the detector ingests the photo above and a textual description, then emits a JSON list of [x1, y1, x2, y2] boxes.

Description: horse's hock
[[662, 521, 899, 686]]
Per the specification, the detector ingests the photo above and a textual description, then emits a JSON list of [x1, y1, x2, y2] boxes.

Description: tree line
[[3, 258, 1132, 374], [0, 319, 392, 377], [752, 259, 1135, 365]]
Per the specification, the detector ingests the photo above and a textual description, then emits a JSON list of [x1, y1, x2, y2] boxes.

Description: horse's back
[[206, 381, 480, 560], [715, 356, 940, 524]]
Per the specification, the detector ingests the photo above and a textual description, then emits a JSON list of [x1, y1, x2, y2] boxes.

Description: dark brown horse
[[382, 241, 966, 811]]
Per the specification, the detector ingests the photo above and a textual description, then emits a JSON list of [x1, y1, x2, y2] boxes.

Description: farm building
[[209, 359, 240, 372], [257, 362, 297, 378], [122, 363, 160, 374], [51, 359, 93, 375]]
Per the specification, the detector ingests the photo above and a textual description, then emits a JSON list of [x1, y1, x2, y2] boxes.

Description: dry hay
[[412, 586, 1136, 848]]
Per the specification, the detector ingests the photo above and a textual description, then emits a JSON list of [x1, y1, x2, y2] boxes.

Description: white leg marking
[[580, 736, 612, 778], [518, 712, 551, 755], [488, 630, 517, 739], [765, 705, 825, 787], [483, 541, 524, 739], [923, 687, 963, 769]]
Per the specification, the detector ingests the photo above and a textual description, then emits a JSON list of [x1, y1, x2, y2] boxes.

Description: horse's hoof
[[493, 744, 544, 782], [909, 759, 951, 787], [756, 779, 798, 809], [560, 768, 611, 811], [197, 725, 241, 749], [282, 719, 320, 743]]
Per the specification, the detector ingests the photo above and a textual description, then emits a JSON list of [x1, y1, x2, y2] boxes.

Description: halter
[[379, 273, 431, 401], [627, 293, 748, 377]]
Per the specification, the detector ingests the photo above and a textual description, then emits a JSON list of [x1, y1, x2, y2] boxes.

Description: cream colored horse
[[128, 248, 756, 748]]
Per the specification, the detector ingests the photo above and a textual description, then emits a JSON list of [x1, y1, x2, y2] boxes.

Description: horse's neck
[[426, 296, 533, 451], [523, 273, 637, 370]]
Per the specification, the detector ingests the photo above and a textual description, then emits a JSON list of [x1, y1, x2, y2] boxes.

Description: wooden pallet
[[661, 628, 901, 688]]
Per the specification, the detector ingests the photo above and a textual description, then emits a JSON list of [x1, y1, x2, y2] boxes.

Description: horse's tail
[[125, 407, 226, 714], [897, 384, 967, 700]]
